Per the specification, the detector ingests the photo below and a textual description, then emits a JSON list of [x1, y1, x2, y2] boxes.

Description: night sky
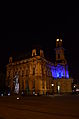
[[1, 6, 79, 80]]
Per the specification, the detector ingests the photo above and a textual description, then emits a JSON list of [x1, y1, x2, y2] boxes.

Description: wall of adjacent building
[[53, 78, 72, 94]]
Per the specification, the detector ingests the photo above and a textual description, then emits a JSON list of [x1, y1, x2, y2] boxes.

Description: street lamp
[[51, 83, 54, 95], [51, 84, 54, 87]]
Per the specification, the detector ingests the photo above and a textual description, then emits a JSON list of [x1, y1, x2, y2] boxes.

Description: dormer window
[[32, 49, 36, 56], [33, 52, 35, 56]]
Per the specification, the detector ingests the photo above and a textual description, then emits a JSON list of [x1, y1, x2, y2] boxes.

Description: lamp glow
[[51, 84, 54, 86]]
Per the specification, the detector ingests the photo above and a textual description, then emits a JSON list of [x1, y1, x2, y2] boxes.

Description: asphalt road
[[0, 95, 79, 119]]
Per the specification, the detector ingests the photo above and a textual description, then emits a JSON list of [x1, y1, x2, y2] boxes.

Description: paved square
[[0, 95, 79, 119]]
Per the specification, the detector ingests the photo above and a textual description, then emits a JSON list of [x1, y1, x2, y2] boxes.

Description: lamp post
[[51, 83, 54, 95]]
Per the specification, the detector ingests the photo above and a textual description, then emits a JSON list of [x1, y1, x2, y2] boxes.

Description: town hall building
[[6, 36, 72, 95]]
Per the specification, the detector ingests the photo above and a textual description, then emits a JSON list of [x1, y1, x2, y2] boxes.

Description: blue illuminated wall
[[51, 64, 69, 79]]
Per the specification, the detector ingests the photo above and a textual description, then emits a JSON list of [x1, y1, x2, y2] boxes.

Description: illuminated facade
[[6, 37, 72, 95], [51, 64, 69, 79]]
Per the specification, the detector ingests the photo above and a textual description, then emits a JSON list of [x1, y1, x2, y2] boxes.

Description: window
[[42, 80, 44, 89], [26, 80, 28, 88], [58, 54, 60, 59], [33, 68, 35, 75], [59, 72, 61, 78], [26, 70, 28, 76], [22, 80, 24, 90], [22, 70, 24, 77], [33, 80, 35, 89], [33, 52, 35, 56], [8, 71, 10, 77], [42, 68, 44, 75]]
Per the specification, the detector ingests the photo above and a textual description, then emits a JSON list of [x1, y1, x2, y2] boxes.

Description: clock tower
[[55, 35, 67, 65]]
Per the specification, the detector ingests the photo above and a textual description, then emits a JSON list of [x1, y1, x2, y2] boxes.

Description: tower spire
[[56, 32, 63, 39]]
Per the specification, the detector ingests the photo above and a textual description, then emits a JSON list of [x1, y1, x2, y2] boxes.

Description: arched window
[[33, 68, 35, 75], [22, 70, 24, 77], [58, 54, 60, 59]]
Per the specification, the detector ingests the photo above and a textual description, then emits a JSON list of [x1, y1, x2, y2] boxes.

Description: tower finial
[[57, 32, 59, 38], [57, 32, 63, 39]]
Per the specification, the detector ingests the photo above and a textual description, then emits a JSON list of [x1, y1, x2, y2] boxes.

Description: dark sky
[[1, 6, 79, 80]]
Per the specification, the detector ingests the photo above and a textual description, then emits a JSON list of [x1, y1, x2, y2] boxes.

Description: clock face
[[60, 39, 62, 42], [56, 39, 59, 42]]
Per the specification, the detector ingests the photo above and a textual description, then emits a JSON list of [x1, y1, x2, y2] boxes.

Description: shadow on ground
[[0, 117, 5, 119]]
